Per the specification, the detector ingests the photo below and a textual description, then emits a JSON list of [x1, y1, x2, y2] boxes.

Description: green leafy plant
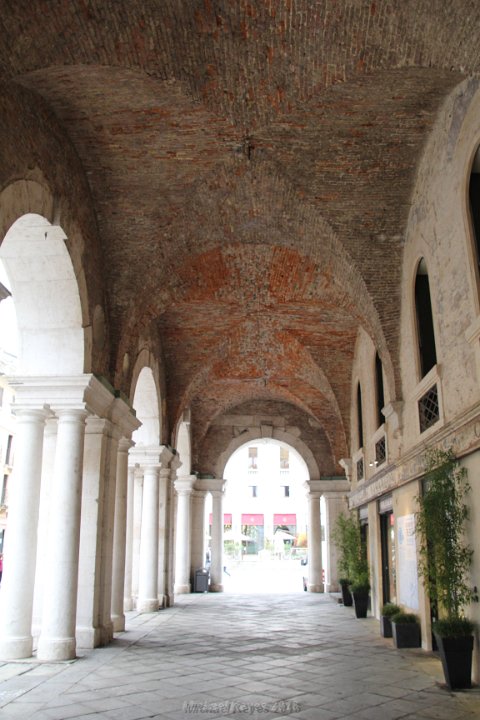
[[391, 612, 419, 624], [332, 512, 369, 591], [434, 618, 474, 638], [415, 448, 475, 635], [381, 603, 401, 618]]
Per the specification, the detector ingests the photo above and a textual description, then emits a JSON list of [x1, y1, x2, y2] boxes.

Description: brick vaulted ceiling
[[0, 1, 478, 473]]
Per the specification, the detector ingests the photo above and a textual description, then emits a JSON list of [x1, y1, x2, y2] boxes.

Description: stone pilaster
[[174, 475, 196, 593], [123, 465, 136, 611]]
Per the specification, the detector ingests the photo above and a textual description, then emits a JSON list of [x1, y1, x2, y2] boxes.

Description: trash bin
[[193, 568, 210, 593]]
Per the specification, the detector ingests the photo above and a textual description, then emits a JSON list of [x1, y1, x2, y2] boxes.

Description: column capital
[[129, 444, 174, 468], [322, 489, 349, 500], [194, 477, 225, 494], [174, 474, 196, 496], [118, 437, 135, 454], [8, 374, 116, 418], [11, 406, 51, 420], [304, 479, 322, 498]]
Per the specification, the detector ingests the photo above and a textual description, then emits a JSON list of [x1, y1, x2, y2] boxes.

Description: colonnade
[[172, 476, 351, 595], [0, 374, 182, 662], [0, 374, 350, 664]]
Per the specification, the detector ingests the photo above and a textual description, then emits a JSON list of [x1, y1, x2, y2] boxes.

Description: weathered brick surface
[[0, 2, 478, 472]]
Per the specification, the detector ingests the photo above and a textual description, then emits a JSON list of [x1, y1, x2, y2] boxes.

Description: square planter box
[[434, 633, 474, 690], [380, 615, 393, 638], [392, 621, 421, 648]]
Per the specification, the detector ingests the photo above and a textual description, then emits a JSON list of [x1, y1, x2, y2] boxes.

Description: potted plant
[[391, 612, 421, 648], [332, 512, 371, 618], [350, 571, 370, 619], [415, 448, 476, 689], [332, 512, 359, 607], [380, 603, 401, 638], [338, 577, 353, 607]]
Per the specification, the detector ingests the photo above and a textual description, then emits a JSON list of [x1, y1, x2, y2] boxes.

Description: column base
[[37, 635, 76, 661], [124, 597, 134, 612], [326, 582, 339, 593], [174, 583, 191, 594], [209, 584, 224, 593], [76, 625, 108, 649], [308, 584, 325, 593], [0, 635, 33, 660], [112, 614, 126, 633], [137, 598, 159, 612]]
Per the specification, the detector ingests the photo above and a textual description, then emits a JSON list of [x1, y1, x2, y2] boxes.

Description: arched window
[[356, 382, 364, 449], [469, 144, 480, 273], [415, 259, 437, 378], [375, 352, 384, 428]]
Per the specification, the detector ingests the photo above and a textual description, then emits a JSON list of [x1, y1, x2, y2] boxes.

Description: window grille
[[375, 436, 386, 465], [356, 457, 364, 481], [418, 383, 440, 433]]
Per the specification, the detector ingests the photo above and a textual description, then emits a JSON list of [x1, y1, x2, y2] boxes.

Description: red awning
[[273, 513, 297, 525], [241, 513, 264, 526], [208, 513, 233, 524]]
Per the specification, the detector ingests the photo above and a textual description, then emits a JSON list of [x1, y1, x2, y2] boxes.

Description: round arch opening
[[131, 366, 161, 446], [0, 213, 84, 376], [208, 437, 326, 594]]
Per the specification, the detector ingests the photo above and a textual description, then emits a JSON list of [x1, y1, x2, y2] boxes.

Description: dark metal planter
[[340, 581, 353, 607], [352, 590, 369, 618], [380, 615, 393, 638], [434, 633, 474, 690], [392, 621, 421, 648]]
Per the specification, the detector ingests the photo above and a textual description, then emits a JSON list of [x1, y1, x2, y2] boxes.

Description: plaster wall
[[399, 80, 480, 455]]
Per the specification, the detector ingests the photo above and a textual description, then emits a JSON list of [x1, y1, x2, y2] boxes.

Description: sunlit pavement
[[222, 558, 306, 594], [1, 589, 480, 720]]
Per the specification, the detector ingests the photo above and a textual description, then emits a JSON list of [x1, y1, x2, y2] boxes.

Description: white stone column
[[191, 488, 208, 573], [37, 408, 88, 661], [138, 463, 161, 611], [131, 467, 143, 603], [33, 416, 58, 638], [123, 464, 136, 611], [111, 438, 134, 631], [323, 490, 350, 592], [174, 475, 196, 593], [209, 479, 226, 592], [305, 480, 324, 593], [0, 407, 47, 660]]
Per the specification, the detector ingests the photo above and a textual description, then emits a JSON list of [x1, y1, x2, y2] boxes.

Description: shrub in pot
[[339, 577, 353, 607], [391, 612, 421, 648], [332, 513, 360, 607], [380, 603, 401, 638], [350, 574, 370, 619], [415, 449, 476, 689]]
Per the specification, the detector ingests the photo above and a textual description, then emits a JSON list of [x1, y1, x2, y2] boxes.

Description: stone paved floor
[[1, 592, 479, 720]]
